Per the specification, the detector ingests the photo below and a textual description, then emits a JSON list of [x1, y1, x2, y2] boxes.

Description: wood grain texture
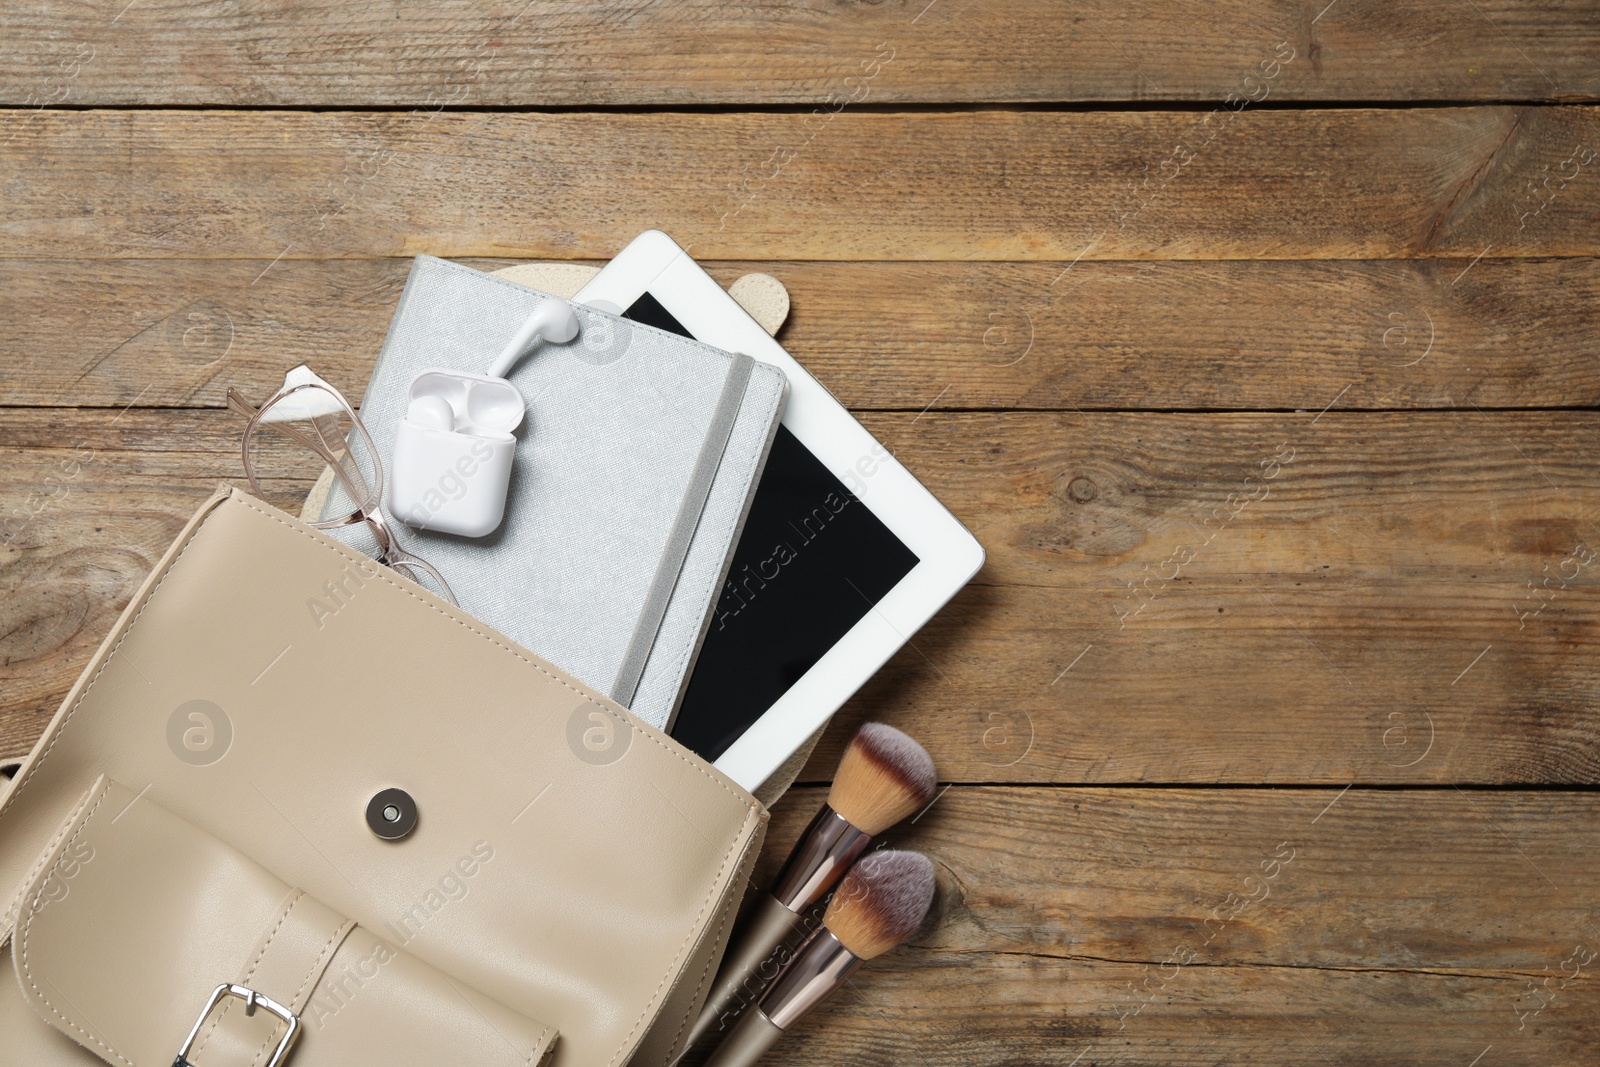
[[749, 786, 1600, 1067], [3, 1, 1596, 1060], [3, 256, 1598, 411], [820, 406, 1600, 785], [3, 107, 1598, 261], [1, 0, 1597, 106], [4, 409, 1598, 783]]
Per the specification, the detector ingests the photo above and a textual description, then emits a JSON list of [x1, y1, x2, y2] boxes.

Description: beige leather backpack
[[0, 265, 815, 1067]]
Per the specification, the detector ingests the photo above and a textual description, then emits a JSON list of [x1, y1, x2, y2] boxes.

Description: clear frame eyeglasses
[[226, 365, 457, 606]]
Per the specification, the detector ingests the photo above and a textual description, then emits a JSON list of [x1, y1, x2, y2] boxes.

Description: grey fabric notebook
[[324, 255, 787, 729]]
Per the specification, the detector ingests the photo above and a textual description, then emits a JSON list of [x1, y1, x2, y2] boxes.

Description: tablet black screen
[[622, 293, 921, 761]]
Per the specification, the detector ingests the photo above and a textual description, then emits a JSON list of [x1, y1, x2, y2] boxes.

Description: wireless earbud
[[406, 394, 456, 432], [488, 298, 580, 379]]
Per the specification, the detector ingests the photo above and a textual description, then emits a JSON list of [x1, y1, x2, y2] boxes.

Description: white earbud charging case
[[389, 369, 523, 537]]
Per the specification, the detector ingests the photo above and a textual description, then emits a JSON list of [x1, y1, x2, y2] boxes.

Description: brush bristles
[[824, 850, 936, 959], [828, 722, 937, 835]]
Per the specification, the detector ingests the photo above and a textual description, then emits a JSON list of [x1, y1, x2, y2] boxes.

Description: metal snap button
[[365, 787, 418, 840]]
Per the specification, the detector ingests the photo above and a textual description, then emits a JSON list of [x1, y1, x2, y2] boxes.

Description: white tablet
[[575, 231, 983, 791]]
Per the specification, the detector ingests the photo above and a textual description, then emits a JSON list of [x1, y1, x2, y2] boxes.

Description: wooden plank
[[752, 785, 1600, 1067], [1, 1, 1596, 106], [4, 256, 1598, 411], [812, 407, 1600, 785], [3, 108, 1598, 261], [3, 409, 1598, 785]]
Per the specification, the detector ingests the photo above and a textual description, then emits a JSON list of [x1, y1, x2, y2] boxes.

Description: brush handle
[[684, 807, 871, 1054], [682, 894, 807, 1052], [758, 926, 861, 1029], [770, 807, 871, 909], [699, 1009, 785, 1067], [700, 928, 862, 1067]]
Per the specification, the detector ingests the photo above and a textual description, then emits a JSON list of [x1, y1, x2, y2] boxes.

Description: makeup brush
[[700, 850, 937, 1067], [682, 723, 936, 1052]]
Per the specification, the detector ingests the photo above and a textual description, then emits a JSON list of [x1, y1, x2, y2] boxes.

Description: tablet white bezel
[[575, 231, 983, 791]]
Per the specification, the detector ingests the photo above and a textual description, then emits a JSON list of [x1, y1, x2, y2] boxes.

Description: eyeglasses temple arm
[[308, 412, 376, 508], [227, 389, 374, 508], [227, 389, 334, 460]]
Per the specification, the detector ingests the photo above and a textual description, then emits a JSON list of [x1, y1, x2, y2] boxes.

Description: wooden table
[[3, 3, 1598, 1063]]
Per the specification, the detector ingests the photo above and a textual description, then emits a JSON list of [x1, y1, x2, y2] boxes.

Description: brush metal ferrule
[[758, 926, 863, 1030], [770, 806, 872, 912]]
